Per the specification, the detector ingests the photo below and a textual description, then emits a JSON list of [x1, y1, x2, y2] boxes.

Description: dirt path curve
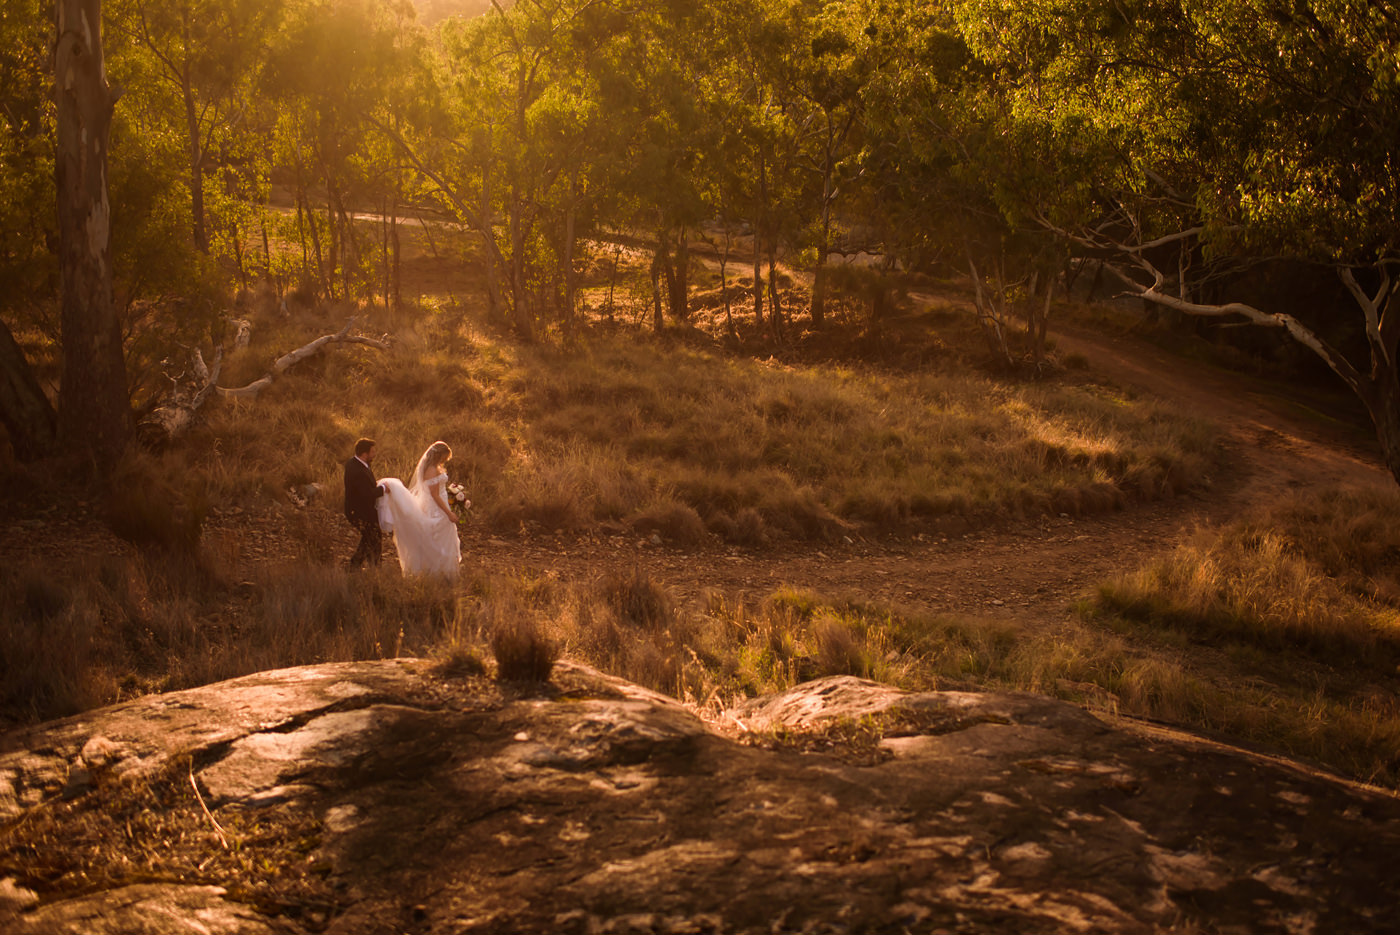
[[5, 321, 1388, 631], [463, 323, 1393, 626]]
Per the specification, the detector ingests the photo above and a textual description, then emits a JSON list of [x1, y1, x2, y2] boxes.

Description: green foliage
[[0, 0, 56, 326]]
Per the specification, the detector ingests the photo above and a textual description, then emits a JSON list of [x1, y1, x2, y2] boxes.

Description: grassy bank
[[6, 479, 1399, 792], [6, 287, 1397, 793], [171, 291, 1221, 547]]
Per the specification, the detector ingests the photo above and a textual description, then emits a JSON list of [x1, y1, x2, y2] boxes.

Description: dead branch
[[137, 319, 389, 447], [217, 320, 389, 400], [226, 316, 251, 350]]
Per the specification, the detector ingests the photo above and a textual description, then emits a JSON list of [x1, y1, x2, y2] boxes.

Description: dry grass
[[1084, 485, 1400, 787], [4, 262, 1393, 794], [0, 547, 464, 726], [173, 284, 1220, 546], [490, 619, 560, 683], [1091, 488, 1400, 662]]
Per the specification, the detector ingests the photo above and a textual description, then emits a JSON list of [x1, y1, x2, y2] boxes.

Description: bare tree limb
[[1340, 265, 1396, 373], [1096, 259, 1368, 391], [138, 319, 389, 446]]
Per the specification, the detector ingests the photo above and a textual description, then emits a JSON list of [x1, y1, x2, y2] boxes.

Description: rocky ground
[[3, 659, 1399, 934]]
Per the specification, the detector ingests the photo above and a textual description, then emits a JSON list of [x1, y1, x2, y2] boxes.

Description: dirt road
[[455, 323, 1392, 626]]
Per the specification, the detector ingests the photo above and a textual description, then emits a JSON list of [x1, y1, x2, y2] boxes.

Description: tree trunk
[[325, 184, 341, 300], [811, 263, 828, 329], [718, 244, 736, 340], [752, 233, 763, 327], [380, 195, 391, 314], [650, 245, 666, 334], [182, 68, 208, 253], [1364, 372, 1400, 487], [767, 243, 783, 342], [753, 153, 766, 326], [669, 229, 689, 321], [260, 210, 272, 280], [605, 240, 620, 321], [562, 197, 577, 339], [389, 193, 401, 313], [481, 151, 504, 325], [508, 190, 533, 341], [811, 140, 835, 329], [55, 0, 129, 465], [654, 234, 677, 325], [0, 318, 56, 460]]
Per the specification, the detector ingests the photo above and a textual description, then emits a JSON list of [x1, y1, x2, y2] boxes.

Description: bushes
[[491, 619, 559, 683], [106, 455, 207, 553]]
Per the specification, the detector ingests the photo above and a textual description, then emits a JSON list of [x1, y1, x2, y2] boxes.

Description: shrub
[[812, 616, 871, 678], [627, 500, 708, 546], [492, 619, 559, 683], [598, 567, 675, 630], [106, 455, 207, 553]]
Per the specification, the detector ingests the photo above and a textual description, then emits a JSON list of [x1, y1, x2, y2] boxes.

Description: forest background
[[3, 0, 1400, 792]]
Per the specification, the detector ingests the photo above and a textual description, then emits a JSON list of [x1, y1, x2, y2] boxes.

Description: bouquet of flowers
[[447, 482, 471, 522]]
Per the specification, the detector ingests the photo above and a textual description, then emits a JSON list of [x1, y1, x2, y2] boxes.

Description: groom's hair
[[354, 438, 376, 455]]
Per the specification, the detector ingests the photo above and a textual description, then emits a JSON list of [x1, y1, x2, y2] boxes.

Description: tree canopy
[[3, 0, 1400, 478]]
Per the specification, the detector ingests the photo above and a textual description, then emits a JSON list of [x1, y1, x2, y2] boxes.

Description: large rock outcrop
[[1, 659, 1396, 933]]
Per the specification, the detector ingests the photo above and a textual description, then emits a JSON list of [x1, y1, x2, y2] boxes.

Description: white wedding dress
[[377, 469, 461, 577]]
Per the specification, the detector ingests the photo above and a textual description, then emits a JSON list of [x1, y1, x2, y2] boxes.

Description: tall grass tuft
[[106, 454, 207, 553], [492, 619, 559, 683], [1079, 485, 1400, 786], [1091, 489, 1400, 663], [599, 567, 676, 630]]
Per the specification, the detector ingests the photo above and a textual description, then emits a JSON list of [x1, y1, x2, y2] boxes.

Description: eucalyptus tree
[[267, 0, 433, 303], [56, 0, 130, 464], [702, 0, 814, 339], [787, 0, 873, 328], [598, 0, 721, 330], [356, 0, 441, 312], [953, 0, 1400, 481], [437, 1, 588, 339], [434, 0, 682, 339], [106, 0, 284, 255]]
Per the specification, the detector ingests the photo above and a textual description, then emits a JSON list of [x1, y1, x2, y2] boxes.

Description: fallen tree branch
[[138, 319, 389, 447], [217, 320, 389, 400]]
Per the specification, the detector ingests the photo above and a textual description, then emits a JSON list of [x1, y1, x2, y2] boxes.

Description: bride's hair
[[409, 440, 453, 495], [426, 441, 452, 469]]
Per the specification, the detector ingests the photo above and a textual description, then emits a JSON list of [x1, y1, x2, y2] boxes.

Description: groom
[[344, 437, 385, 569]]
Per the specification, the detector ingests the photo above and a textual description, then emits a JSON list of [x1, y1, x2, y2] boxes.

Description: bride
[[376, 440, 462, 577]]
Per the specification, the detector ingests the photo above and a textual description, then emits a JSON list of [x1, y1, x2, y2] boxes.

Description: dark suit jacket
[[344, 455, 382, 524]]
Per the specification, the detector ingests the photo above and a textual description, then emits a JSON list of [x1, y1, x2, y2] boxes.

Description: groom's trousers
[[350, 519, 382, 568]]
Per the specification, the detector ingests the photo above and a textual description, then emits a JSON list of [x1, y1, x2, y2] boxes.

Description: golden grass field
[[4, 226, 1400, 791]]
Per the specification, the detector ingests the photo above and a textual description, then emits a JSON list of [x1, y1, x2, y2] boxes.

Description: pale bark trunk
[[509, 191, 532, 341], [650, 242, 666, 334], [767, 244, 783, 342], [1364, 374, 1400, 488], [56, 0, 129, 465], [752, 236, 763, 327], [182, 67, 208, 253], [670, 229, 689, 321], [811, 130, 835, 329], [562, 198, 577, 337], [753, 154, 766, 326]]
